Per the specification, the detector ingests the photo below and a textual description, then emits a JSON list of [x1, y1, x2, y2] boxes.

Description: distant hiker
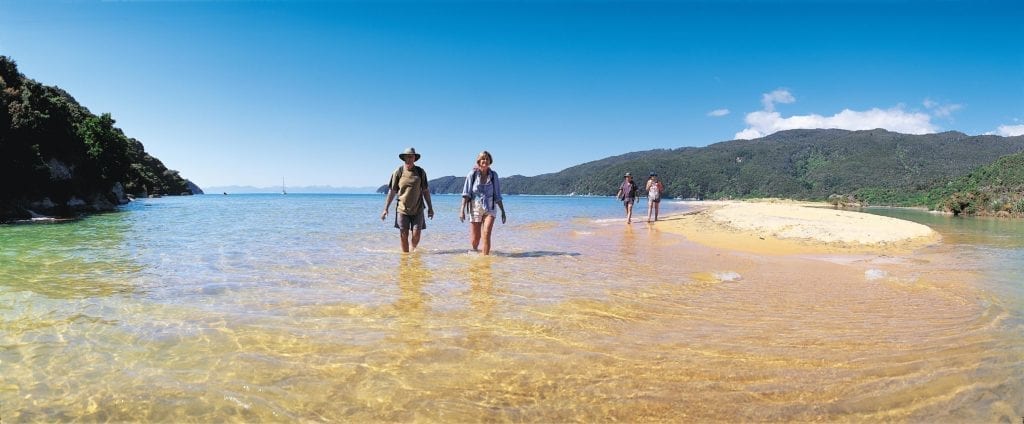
[[459, 150, 507, 255], [616, 172, 638, 224], [381, 147, 435, 253], [646, 172, 664, 222]]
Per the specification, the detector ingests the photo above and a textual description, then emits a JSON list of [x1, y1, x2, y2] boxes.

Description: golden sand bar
[[656, 199, 940, 255]]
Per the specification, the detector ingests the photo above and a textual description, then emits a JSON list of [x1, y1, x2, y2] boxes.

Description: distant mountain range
[[204, 185, 378, 194], [385, 128, 1024, 210]]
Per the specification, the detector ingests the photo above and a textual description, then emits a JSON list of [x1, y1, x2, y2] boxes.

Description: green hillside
[[393, 129, 1024, 206], [1, 56, 197, 222], [926, 151, 1024, 216]]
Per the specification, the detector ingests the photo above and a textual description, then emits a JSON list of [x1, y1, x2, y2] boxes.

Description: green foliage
[[78, 113, 131, 182], [926, 150, 1024, 216], [1, 55, 194, 221]]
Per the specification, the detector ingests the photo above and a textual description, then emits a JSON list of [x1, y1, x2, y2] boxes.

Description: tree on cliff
[[0, 55, 197, 222]]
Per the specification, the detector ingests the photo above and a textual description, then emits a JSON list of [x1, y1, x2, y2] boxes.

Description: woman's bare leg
[[481, 215, 496, 255], [470, 222, 482, 251]]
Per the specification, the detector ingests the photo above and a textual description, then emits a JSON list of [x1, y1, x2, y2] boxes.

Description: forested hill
[[1, 56, 198, 222], [396, 129, 1024, 206], [927, 150, 1024, 216]]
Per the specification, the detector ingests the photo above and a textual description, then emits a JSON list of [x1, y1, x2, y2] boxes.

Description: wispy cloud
[[707, 108, 730, 117], [994, 124, 1024, 137], [761, 89, 795, 112], [923, 98, 963, 118], [735, 89, 939, 140]]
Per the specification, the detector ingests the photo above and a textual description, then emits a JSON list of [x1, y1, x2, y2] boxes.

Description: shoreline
[[651, 199, 941, 255]]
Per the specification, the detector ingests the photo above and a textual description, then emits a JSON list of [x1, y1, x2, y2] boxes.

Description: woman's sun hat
[[399, 147, 421, 162]]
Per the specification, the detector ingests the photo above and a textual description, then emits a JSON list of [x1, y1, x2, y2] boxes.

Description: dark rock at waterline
[[2, 182, 132, 224]]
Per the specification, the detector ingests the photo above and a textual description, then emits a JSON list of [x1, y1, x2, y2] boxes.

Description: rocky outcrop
[[1, 55, 197, 223], [186, 180, 205, 195], [2, 181, 134, 223]]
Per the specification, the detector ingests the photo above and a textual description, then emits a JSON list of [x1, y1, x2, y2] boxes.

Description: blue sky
[[1, 0, 1022, 190]]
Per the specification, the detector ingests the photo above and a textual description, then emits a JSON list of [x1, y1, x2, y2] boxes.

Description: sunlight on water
[[1, 195, 1021, 421]]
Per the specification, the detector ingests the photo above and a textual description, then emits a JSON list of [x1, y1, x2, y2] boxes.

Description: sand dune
[[655, 200, 940, 255]]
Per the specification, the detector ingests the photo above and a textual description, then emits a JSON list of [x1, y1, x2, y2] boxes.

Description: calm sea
[[1, 194, 1020, 421]]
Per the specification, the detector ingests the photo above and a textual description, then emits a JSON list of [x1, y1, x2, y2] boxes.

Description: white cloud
[[735, 89, 939, 140], [707, 108, 730, 117], [995, 124, 1024, 136], [761, 88, 795, 112], [734, 128, 763, 139], [923, 98, 963, 118]]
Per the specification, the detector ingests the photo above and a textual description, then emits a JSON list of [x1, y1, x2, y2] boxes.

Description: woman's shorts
[[471, 199, 496, 223]]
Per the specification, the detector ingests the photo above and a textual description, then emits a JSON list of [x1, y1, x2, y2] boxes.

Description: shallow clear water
[[1, 195, 1020, 421]]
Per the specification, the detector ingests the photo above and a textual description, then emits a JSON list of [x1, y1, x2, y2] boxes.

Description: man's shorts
[[395, 210, 426, 231]]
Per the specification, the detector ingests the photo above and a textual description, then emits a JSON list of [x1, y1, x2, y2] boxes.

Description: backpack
[[649, 181, 661, 201], [465, 169, 498, 214], [390, 165, 427, 191], [389, 165, 428, 214]]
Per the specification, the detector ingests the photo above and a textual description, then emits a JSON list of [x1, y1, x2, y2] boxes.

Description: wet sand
[[611, 200, 1018, 420]]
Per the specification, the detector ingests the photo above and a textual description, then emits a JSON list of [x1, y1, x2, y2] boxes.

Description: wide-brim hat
[[649, 172, 658, 177], [399, 147, 421, 162], [624, 172, 632, 177]]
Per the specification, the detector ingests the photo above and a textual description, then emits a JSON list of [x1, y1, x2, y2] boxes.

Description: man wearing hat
[[646, 171, 664, 222], [381, 147, 435, 252], [615, 172, 638, 224]]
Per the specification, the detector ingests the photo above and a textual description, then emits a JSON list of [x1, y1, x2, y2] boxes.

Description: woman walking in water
[[646, 172, 664, 222], [459, 151, 507, 255]]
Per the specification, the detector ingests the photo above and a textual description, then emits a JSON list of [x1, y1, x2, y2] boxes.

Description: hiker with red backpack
[[646, 172, 664, 222]]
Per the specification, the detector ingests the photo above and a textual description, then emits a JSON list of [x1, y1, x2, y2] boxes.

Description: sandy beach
[[654, 199, 940, 255]]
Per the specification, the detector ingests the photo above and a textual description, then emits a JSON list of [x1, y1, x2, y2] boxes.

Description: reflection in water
[[619, 223, 636, 259], [469, 257, 495, 318], [395, 253, 429, 351], [467, 258, 497, 352]]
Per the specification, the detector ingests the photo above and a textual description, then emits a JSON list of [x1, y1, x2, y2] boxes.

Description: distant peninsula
[[383, 128, 1024, 217], [1, 56, 199, 223]]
